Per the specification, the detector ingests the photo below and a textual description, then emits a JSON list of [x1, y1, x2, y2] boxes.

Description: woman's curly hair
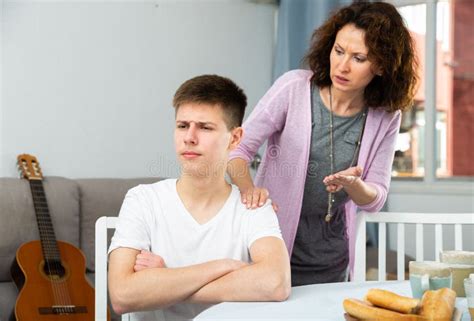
[[304, 1, 419, 112]]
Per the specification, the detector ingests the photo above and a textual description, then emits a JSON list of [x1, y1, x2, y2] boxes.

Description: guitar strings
[[22, 156, 75, 315], [31, 180, 73, 313], [31, 180, 64, 311]]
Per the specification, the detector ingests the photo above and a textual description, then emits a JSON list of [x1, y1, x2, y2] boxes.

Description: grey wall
[[0, 0, 276, 178]]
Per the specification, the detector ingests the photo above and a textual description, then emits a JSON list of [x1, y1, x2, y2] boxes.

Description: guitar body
[[11, 240, 95, 321]]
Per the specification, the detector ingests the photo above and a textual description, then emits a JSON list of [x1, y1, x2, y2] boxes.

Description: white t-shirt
[[109, 178, 282, 321]]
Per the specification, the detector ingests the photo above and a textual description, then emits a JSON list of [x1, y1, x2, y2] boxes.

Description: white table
[[194, 281, 470, 321]]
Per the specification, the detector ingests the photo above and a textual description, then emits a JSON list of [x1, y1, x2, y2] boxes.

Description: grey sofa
[[0, 176, 159, 321]]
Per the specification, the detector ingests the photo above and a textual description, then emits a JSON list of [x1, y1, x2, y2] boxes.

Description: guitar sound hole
[[43, 260, 66, 279]]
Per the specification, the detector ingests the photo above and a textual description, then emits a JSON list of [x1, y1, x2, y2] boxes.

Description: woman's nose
[[338, 56, 351, 73]]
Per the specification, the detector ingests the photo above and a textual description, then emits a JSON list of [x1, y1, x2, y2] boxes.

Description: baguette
[[365, 288, 421, 314], [419, 288, 456, 321], [343, 298, 425, 321]]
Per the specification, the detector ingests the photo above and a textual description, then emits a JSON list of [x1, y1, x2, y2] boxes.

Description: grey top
[[290, 87, 366, 286]]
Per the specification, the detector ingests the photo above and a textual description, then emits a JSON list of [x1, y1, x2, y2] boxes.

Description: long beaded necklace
[[324, 86, 367, 223]]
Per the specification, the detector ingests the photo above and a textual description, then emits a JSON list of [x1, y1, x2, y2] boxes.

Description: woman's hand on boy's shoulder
[[240, 186, 279, 212]]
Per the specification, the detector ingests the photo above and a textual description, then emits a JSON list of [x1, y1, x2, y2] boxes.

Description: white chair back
[[95, 216, 130, 321], [353, 211, 474, 282]]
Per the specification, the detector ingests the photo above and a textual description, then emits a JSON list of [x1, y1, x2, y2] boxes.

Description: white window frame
[[388, 0, 474, 196]]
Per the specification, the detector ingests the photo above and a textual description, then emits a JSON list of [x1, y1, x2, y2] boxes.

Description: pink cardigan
[[229, 70, 401, 277]]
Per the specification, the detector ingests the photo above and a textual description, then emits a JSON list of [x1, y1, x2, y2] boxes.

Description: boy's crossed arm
[[188, 236, 291, 303], [108, 248, 247, 314], [108, 236, 291, 314]]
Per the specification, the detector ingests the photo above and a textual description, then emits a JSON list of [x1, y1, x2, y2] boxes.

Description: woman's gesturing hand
[[323, 166, 363, 193], [134, 250, 167, 272], [240, 186, 279, 212]]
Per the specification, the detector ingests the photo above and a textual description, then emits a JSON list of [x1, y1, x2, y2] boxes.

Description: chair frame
[[95, 216, 129, 321], [353, 211, 474, 282]]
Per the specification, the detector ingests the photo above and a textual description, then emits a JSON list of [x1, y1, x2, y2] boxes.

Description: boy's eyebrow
[[176, 120, 217, 126]]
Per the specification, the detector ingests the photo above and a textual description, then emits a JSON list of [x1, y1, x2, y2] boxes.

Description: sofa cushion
[[0, 281, 17, 321], [0, 176, 80, 282], [77, 178, 159, 272]]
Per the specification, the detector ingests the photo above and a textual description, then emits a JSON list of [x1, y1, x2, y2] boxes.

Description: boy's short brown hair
[[173, 75, 247, 130]]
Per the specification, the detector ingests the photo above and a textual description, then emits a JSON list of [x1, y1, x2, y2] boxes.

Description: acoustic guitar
[[10, 154, 106, 321]]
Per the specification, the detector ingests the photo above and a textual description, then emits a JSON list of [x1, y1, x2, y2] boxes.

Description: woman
[[227, 1, 418, 285]]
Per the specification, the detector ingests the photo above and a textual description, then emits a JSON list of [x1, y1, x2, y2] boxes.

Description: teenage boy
[[108, 75, 291, 320]]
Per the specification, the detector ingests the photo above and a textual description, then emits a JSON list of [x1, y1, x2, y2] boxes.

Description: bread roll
[[343, 298, 424, 321], [419, 288, 456, 321], [365, 288, 421, 314]]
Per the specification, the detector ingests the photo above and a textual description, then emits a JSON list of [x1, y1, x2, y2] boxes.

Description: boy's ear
[[228, 127, 243, 150]]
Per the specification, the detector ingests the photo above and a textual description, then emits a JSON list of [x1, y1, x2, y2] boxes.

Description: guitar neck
[[28, 180, 61, 262]]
